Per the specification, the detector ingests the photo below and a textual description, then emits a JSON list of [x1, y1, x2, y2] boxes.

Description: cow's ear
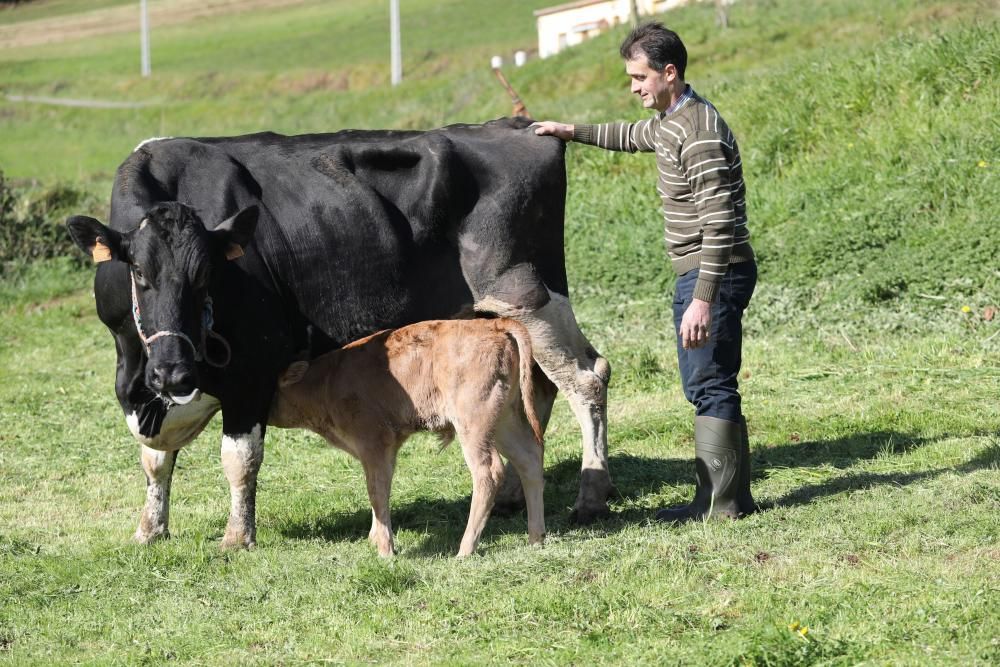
[[66, 216, 127, 264], [213, 205, 259, 261]]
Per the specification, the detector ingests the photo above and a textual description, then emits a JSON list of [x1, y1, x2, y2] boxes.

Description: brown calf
[[269, 318, 546, 557]]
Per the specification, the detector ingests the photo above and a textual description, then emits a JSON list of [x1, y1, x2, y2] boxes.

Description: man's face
[[625, 53, 677, 112]]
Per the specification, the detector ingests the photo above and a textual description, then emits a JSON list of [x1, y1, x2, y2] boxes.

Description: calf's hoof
[[492, 497, 527, 517], [492, 470, 526, 517]]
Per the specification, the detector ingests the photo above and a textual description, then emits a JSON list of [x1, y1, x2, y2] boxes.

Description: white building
[[534, 0, 695, 59]]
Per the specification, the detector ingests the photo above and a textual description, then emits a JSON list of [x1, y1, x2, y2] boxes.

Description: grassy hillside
[[1, 0, 996, 331], [1, 1, 999, 664]]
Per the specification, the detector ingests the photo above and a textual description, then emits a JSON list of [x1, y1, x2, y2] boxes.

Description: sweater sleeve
[[573, 118, 658, 153], [680, 130, 738, 302]]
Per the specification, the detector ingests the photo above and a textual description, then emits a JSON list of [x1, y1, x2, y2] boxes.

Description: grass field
[[1, 0, 999, 664]]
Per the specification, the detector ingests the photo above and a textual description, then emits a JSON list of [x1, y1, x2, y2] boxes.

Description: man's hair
[[619, 22, 687, 78]]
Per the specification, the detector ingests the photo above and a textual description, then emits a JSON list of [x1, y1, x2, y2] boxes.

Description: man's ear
[[213, 205, 259, 260], [66, 216, 127, 263]]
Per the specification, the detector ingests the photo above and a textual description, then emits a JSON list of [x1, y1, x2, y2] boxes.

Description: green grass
[[2, 281, 998, 665], [1, 0, 999, 663]]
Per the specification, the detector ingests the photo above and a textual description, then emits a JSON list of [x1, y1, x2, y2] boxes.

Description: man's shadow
[[278, 429, 997, 556], [762, 429, 998, 508]]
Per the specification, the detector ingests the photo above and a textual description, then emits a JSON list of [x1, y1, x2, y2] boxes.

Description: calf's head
[[67, 202, 258, 403]]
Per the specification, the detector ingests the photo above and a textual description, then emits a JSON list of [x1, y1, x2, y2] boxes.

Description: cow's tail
[[504, 320, 544, 447]]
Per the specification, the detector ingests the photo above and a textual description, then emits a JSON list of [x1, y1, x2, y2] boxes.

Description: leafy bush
[[0, 170, 101, 275]]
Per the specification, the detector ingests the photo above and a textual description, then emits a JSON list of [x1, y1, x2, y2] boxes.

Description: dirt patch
[[0, 0, 311, 50]]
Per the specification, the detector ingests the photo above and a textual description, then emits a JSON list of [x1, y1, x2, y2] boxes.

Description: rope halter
[[130, 271, 232, 368]]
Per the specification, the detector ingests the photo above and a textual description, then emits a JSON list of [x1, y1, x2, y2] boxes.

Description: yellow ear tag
[[225, 243, 244, 261], [92, 241, 112, 263]]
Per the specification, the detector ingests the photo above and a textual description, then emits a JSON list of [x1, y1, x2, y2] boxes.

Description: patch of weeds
[[350, 555, 422, 596], [731, 624, 855, 666], [618, 345, 668, 390], [0, 534, 42, 556]]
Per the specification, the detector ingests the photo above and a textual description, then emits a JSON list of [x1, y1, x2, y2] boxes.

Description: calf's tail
[[504, 321, 544, 447]]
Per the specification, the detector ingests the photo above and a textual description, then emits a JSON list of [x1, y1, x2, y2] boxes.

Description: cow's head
[[67, 202, 258, 404]]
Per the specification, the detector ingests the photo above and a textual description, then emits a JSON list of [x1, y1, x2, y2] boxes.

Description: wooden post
[[492, 66, 530, 119], [390, 0, 402, 86], [140, 0, 151, 77]]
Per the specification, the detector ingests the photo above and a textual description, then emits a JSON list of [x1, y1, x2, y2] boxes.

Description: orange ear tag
[[225, 244, 244, 261], [92, 241, 112, 263]]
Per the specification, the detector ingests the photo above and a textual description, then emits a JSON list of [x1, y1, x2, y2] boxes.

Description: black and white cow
[[67, 117, 612, 548]]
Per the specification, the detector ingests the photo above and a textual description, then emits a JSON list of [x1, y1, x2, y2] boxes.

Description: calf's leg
[[495, 418, 546, 547], [457, 434, 506, 557], [493, 366, 556, 516], [477, 290, 614, 524], [360, 442, 399, 558]]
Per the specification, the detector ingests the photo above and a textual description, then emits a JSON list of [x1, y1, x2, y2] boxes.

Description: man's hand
[[679, 298, 712, 350], [533, 121, 574, 141]]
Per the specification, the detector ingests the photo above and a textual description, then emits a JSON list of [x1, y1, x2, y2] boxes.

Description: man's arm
[[533, 121, 574, 141], [682, 130, 739, 304], [535, 119, 659, 152], [678, 128, 741, 350]]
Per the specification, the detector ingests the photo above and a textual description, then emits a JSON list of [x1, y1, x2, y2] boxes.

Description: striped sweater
[[573, 87, 754, 303]]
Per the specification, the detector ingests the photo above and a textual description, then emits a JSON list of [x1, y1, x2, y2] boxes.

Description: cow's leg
[[494, 417, 546, 548], [220, 423, 264, 549], [126, 398, 220, 543], [456, 431, 506, 557], [135, 446, 177, 543], [360, 441, 399, 558], [477, 289, 613, 524]]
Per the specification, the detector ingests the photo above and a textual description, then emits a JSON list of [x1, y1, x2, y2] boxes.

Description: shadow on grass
[[769, 434, 999, 509], [276, 453, 685, 555], [276, 434, 998, 553]]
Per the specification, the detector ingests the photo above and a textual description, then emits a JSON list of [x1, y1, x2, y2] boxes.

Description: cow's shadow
[[277, 429, 997, 557]]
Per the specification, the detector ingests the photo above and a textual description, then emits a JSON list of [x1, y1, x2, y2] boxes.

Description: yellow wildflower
[[799, 626, 810, 637], [788, 621, 800, 631], [978, 160, 988, 168], [962, 305, 972, 313]]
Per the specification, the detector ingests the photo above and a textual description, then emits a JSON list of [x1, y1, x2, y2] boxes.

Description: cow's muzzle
[[148, 362, 199, 404]]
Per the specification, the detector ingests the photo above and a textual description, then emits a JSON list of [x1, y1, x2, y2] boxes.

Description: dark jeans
[[673, 261, 757, 423]]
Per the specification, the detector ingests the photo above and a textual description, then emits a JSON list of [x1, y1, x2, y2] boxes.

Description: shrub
[[0, 171, 100, 275]]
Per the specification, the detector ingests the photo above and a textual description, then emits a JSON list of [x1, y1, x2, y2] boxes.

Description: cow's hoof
[[568, 504, 612, 525], [220, 532, 256, 550], [570, 468, 616, 524], [134, 527, 170, 544]]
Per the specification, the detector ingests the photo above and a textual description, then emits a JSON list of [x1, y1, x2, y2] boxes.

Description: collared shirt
[[663, 84, 694, 116]]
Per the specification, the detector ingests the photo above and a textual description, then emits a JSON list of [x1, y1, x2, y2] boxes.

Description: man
[[534, 22, 757, 522]]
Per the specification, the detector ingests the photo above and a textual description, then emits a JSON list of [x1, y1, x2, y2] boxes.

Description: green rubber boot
[[656, 415, 755, 523], [736, 416, 757, 515]]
